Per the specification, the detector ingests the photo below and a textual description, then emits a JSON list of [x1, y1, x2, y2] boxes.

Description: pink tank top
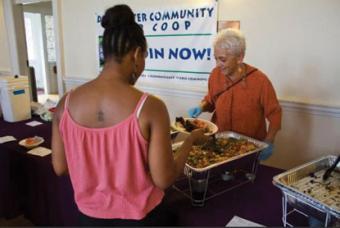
[[59, 92, 164, 219]]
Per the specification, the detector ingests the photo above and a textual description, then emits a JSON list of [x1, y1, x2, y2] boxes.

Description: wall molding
[[0, 69, 12, 76], [280, 100, 340, 118], [63, 76, 89, 90], [64, 76, 340, 118], [15, 0, 51, 5]]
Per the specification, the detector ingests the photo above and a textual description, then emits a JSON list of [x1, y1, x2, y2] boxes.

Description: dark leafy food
[[175, 117, 210, 133]]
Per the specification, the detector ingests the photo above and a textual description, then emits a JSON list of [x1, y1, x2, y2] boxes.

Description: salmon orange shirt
[[203, 63, 282, 141]]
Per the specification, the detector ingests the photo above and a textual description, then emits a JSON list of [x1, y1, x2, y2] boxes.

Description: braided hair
[[101, 5, 147, 63]]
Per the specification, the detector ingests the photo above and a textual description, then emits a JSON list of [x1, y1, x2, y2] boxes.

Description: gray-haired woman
[[188, 28, 282, 161]]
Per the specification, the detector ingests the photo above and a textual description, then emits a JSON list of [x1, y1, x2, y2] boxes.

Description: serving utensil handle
[[322, 154, 340, 181]]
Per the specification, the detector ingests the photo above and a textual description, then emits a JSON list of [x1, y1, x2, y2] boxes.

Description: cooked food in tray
[[172, 117, 218, 136], [173, 136, 259, 170], [289, 169, 340, 211], [273, 155, 340, 219]]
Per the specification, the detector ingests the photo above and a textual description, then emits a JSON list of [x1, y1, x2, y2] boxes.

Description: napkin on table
[[226, 216, 264, 227], [26, 121, 43, 127], [27, 147, 52, 157], [0, 136, 17, 144]]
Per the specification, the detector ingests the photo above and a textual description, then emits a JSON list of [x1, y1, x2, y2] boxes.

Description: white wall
[[219, 0, 340, 107], [0, 0, 12, 75], [270, 104, 340, 169], [2, 0, 28, 76]]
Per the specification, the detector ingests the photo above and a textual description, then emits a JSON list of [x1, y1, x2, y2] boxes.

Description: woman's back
[[60, 78, 164, 219], [67, 77, 143, 129]]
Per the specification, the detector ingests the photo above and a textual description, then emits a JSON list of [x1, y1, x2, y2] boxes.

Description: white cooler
[[0, 75, 32, 122]]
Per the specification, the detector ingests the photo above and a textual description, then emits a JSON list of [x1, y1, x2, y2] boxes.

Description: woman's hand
[[187, 106, 202, 118], [258, 143, 274, 161], [187, 128, 209, 145]]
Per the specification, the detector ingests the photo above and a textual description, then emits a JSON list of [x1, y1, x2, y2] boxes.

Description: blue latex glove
[[188, 106, 202, 118], [259, 143, 274, 161]]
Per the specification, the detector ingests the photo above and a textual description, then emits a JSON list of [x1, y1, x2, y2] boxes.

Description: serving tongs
[[322, 154, 340, 181], [201, 134, 224, 154]]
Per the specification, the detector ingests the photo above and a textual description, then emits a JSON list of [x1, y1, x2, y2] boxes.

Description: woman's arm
[[199, 100, 213, 112], [51, 95, 68, 176], [143, 96, 206, 189], [261, 78, 282, 143]]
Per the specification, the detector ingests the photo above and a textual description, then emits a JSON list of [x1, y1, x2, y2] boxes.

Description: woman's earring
[[131, 72, 137, 82], [130, 64, 138, 84]]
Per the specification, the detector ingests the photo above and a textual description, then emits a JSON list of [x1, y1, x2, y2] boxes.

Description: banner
[[96, 0, 217, 89]]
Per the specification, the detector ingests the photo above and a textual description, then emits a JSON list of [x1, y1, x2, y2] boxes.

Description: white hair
[[213, 28, 246, 57]]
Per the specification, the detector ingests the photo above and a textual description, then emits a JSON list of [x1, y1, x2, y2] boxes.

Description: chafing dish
[[273, 155, 340, 227], [172, 131, 268, 206], [172, 131, 268, 173]]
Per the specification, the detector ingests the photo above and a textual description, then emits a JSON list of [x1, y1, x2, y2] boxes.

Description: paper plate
[[171, 117, 218, 136], [19, 136, 44, 149]]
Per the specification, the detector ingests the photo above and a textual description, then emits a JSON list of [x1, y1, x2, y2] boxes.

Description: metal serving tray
[[273, 155, 340, 221], [172, 131, 268, 173]]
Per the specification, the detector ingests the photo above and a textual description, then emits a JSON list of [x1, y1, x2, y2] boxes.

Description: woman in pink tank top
[[51, 4, 207, 226]]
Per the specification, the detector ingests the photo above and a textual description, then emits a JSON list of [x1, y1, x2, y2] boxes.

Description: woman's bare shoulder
[[145, 94, 167, 109], [141, 94, 169, 119]]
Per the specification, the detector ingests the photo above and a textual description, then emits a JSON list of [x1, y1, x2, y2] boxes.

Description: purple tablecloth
[[0, 116, 78, 225], [1, 116, 304, 226]]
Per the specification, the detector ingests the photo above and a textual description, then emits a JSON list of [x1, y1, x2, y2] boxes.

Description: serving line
[[1, 117, 292, 226]]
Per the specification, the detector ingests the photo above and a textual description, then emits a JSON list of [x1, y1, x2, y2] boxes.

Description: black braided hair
[[101, 5, 146, 63]]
